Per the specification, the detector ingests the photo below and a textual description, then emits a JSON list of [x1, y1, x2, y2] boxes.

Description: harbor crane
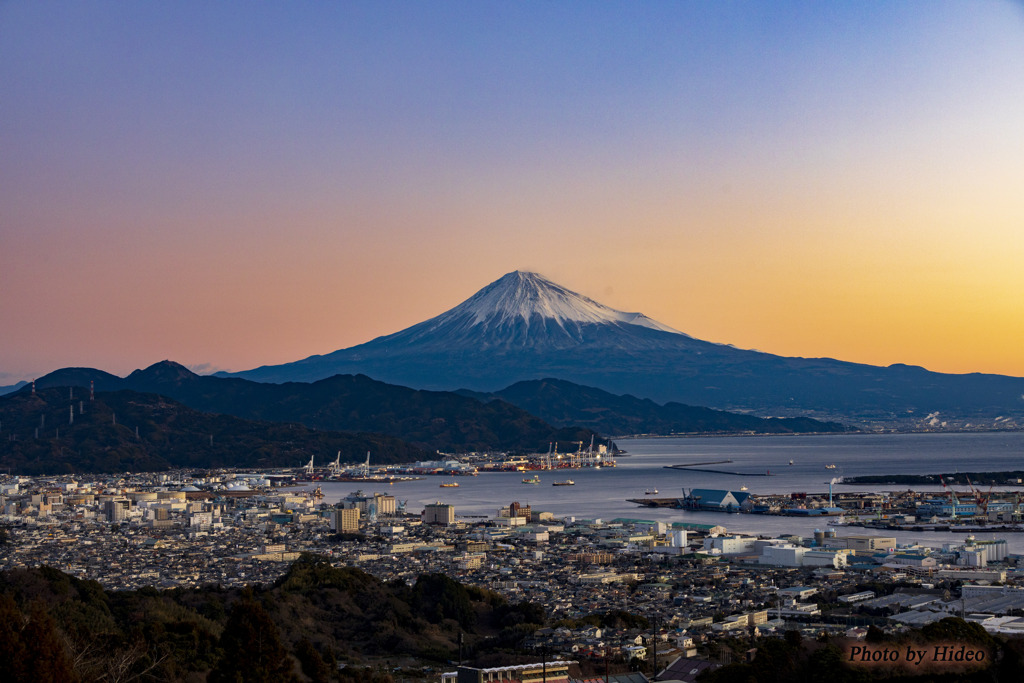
[[329, 451, 342, 477], [304, 454, 315, 477], [939, 475, 961, 519], [965, 475, 995, 518]]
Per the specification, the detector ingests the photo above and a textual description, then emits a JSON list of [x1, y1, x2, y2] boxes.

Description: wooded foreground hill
[[0, 556, 547, 683], [4, 558, 1024, 682]]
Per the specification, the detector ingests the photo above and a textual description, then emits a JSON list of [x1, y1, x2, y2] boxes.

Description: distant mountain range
[[224, 271, 1024, 425], [2, 360, 849, 475], [0, 380, 27, 396], [459, 378, 849, 436], [23, 361, 603, 455], [0, 386, 429, 475]]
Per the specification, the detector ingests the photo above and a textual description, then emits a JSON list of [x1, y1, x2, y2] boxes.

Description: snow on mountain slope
[[438, 271, 683, 335], [225, 271, 1024, 423], [350, 270, 695, 354]]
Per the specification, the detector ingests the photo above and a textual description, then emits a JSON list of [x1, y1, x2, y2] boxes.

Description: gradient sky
[[3, 1, 1024, 383]]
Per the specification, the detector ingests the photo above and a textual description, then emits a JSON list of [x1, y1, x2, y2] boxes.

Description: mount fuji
[[229, 271, 1024, 424]]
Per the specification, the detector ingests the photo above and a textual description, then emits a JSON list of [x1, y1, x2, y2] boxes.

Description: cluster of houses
[[6, 472, 1024, 682]]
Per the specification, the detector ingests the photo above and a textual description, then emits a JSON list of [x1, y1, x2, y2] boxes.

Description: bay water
[[301, 431, 1024, 552]]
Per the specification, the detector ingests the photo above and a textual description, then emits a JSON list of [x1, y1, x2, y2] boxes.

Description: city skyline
[[3, 1, 1024, 383]]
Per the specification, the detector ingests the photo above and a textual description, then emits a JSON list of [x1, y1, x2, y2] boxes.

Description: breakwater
[[664, 460, 774, 477]]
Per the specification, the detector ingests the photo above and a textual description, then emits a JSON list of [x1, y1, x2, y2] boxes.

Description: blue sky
[[2, 1, 1023, 380]]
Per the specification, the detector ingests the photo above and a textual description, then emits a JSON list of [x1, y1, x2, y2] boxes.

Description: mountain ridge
[[460, 378, 851, 436], [0, 386, 429, 475], [224, 271, 1024, 425], [26, 360, 603, 453]]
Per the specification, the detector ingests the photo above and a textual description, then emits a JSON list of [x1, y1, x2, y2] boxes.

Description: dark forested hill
[[0, 387, 428, 475], [2, 561, 1023, 682], [31, 361, 605, 453], [0, 559, 547, 682], [461, 378, 851, 435]]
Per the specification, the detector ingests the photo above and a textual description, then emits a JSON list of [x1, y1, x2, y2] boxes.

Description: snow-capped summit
[[230, 270, 704, 384], [369, 270, 687, 353], [435, 270, 682, 336], [226, 270, 1024, 421]]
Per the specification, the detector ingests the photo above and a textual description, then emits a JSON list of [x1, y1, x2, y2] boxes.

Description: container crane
[[329, 451, 342, 477], [939, 475, 960, 519], [965, 475, 994, 518]]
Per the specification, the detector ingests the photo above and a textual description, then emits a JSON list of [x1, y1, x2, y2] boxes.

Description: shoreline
[[614, 427, 1024, 440]]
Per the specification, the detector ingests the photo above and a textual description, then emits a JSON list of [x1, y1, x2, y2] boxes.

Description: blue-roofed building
[[918, 500, 978, 517], [682, 489, 752, 512]]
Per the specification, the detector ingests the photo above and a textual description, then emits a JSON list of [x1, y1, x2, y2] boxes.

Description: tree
[[864, 624, 886, 643], [0, 594, 28, 680], [750, 637, 798, 683], [412, 573, 476, 630], [783, 629, 802, 649], [20, 601, 77, 683], [208, 600, 297, 683], [295, 638, 332, 683]]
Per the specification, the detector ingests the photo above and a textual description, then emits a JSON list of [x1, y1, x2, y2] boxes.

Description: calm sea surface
[[299, 432, 1024, 552]]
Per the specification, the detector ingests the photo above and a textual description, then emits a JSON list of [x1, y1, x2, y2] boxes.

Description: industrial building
[[680, 489, 752, 512], [442, 661, 573, 683]]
